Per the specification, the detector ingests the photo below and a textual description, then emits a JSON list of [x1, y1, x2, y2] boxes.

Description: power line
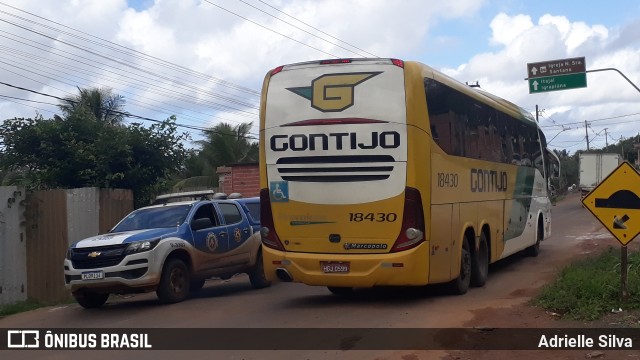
[[0, 93, 57, 105], [0, 54, 252, 128], [202, 0, 339, 58], [0, 1, 260, 96], [0, 23, 260, 114], [0, 94, 56, 115], [541, 111, 640, 128], [0, 43, 259, 123], [0, 81, 258, 140], [255, 0, 377, 57], [0, 2, 264, 129], [236, 0, 374, 58]]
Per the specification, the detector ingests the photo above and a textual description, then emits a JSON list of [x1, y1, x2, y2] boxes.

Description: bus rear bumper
[[262, 242, 430, 287]]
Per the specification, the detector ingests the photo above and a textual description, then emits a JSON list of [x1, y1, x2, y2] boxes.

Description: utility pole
[[604, 128, 608, 147], [535, 105, 539, 122], [585, 120, 590, 151]]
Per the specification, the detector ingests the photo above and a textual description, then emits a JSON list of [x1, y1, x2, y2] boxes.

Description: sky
[[0, 0, 639, 153]]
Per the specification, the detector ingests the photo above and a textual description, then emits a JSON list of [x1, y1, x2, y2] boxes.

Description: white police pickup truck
[[63, 191, 269, 308]]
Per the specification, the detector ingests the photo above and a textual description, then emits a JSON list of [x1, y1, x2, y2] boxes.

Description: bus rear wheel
[[447, 238, 471, 295], [470, 232, 489, 287], [526, 218, 543, 257]]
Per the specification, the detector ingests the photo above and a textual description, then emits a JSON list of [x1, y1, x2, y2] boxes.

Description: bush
[[534, 247, 640, 320]]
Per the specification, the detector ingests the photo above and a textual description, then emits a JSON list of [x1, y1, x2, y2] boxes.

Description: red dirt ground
[[443, 238, 640, 360]]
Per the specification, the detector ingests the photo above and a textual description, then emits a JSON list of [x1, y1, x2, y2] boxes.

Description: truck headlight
[[125, 239, 160, 254]]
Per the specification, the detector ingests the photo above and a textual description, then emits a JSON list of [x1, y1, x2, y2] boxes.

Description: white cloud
[[444, 12, 640, 152], [489, 13, 534, 46], [538, 15, 608, 53]]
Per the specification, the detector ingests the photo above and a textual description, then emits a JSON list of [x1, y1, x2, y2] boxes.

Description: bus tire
[[328, 286, 353, 295], [249, 251, 271, 289], [447, 238, 471, 295], [526, 219, 543, 257], [470, 232, 489, 287], [156, 258, 190, 304]]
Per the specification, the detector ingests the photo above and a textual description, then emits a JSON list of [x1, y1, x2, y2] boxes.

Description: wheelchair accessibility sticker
[[270, 181, 289, 202]]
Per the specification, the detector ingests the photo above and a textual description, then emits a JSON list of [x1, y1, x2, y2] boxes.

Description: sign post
[[582, 161, 640, 302], [526, 57, 587, 94]]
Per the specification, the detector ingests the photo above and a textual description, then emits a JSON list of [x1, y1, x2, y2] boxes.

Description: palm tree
[[197, 122, 258, 166], [172, 122, 258, 192], [58, 87, 126, 125]]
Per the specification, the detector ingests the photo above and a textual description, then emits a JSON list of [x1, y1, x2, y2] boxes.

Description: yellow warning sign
[[582, 161, 640, 246]]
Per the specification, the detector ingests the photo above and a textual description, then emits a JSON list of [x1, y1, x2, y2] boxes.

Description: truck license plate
[[81, 271, 104, 280], [321, 261, 350, 273]]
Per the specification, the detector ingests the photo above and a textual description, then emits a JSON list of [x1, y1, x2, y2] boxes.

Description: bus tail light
[[391, 59, 404, 68], [271, 66, 284, 76], [260, 189, 285, 251], [391, 187, 425, 252]]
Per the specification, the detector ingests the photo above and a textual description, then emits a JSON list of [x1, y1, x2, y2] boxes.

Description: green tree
[[553, 149, 579, 192], [197, 122, 258, 166], [0, 113, 189, 207], [58, 87, 126, 125]]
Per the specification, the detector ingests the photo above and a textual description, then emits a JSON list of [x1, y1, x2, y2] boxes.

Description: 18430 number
[[349, 213, 397, 222], [437, 172, 459, 188]]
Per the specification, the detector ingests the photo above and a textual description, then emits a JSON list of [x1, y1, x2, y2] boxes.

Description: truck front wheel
[[157, 258, 190, 304], [73, 290, 109, 309]]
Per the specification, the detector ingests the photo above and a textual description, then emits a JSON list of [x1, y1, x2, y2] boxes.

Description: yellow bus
[[258, 58, 559, 295]]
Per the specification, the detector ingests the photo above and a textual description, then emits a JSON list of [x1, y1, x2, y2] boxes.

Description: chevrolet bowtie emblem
[[88, 251, 101, 258]]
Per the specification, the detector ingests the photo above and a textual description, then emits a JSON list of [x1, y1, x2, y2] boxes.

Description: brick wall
[[216, 163, 259, 197]]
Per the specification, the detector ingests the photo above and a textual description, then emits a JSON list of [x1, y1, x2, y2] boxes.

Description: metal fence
[[0, 187, 133, 305]]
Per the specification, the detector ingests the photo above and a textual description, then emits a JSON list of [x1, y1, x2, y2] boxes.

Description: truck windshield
[[112, 205, 191, 232]]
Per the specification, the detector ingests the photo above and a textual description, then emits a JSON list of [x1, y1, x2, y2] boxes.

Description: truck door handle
[[243, 228, 249, 234], [220, 231, 227, 237]]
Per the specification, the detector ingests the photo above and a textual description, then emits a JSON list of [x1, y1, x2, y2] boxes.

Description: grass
[[0, 298, 50, 318], [534, 247, 640, 321]]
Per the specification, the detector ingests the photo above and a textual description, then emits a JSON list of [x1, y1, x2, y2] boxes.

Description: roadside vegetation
[[534, 247, 640, 321], [0, 87, 258, 208], [0, 298, 52, 318]]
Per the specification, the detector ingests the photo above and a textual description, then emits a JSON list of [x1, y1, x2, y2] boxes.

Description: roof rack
[[152, 190, 215, 205], [151, 190, 243, 205]]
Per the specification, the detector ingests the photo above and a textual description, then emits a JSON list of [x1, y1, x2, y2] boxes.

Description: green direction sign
[[529, 73, 587, 93]]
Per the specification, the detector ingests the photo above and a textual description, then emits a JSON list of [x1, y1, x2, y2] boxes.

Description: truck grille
[[70, 244, 128, 269]]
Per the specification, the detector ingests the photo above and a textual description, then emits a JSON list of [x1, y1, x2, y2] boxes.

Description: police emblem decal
[[206, 232, 218, 251]]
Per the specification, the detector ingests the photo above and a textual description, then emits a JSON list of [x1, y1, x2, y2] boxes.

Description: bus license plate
[[81, 271, 104, 280], [321, 261, 350, 273]]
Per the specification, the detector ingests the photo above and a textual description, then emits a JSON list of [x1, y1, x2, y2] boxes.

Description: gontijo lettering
[[270, 131, 400, 151], [470, 169, 508, 192]]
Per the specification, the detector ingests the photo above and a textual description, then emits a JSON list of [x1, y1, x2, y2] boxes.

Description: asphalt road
[[0, 193, 612, 359]]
